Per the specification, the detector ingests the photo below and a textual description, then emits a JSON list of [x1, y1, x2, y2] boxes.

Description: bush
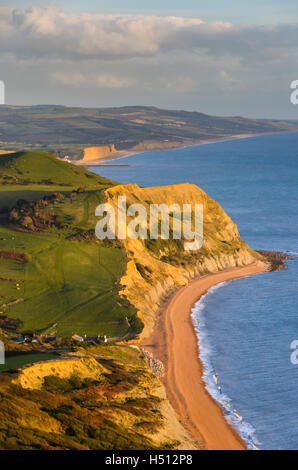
[[43, 375, 72, 392]]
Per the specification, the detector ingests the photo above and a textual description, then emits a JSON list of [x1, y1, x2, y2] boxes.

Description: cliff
[[82, 145, 116, 162], [105, 183, 263, 339]]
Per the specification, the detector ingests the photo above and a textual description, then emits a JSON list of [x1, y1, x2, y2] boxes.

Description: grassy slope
[[0, 150, 116, 208], [0, 150, 114, 185], [0, 151, 139, 337]]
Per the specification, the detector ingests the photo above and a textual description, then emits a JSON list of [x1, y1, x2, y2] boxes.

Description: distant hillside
[[0, 105, 297, 160]]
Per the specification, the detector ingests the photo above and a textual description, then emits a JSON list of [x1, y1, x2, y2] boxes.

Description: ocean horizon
[[90, 132, 298, 449]]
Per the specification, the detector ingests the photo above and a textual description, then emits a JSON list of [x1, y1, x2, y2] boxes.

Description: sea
[[89, 132, 298, 450]]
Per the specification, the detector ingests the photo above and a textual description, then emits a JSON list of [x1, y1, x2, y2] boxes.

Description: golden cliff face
[[105, 183, 263, 339], [82, 145, 116, 162]]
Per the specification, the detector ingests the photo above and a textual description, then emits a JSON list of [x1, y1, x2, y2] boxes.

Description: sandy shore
[[77, 131, 295, 165], [141, 260, 268, 450], [76, 149, 137, 165]]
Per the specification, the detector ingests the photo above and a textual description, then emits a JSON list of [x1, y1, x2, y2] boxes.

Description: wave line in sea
[[191, 281, 261, 450]]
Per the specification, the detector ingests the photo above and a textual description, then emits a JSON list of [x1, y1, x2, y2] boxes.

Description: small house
[[83, 334, 107, 343], [11, 336, 26, 344], [72, 334, 84, 342], [98, 335, 107, 343]]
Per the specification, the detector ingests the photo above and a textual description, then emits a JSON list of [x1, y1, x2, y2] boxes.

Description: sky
[[3, 0, 298, 23], [0, 1, 298, 118]]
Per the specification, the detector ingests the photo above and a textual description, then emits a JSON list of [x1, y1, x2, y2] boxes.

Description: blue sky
[[3, 0, 298, 23], [0, 2, 297, 118]]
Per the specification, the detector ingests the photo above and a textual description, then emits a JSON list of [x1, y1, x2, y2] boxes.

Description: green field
[[0, 352, 58, 373], [0, 151, 140, 338]]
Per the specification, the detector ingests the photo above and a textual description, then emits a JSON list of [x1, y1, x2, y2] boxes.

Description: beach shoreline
[[77, 131, 298, 165], [141, 260, 268, 450]]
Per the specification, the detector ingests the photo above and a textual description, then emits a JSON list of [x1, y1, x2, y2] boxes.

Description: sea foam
[[191, 282, 261, 450]]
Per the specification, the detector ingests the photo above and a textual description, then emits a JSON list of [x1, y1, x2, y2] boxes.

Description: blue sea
[[89, 132, 298, 450]]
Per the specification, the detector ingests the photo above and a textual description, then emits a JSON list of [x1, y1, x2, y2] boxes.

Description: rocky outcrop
[[105, 183, 264, 339], [8, 193, 65, 232], [140, 348, 164, 377], [257, 250, 297, 271]]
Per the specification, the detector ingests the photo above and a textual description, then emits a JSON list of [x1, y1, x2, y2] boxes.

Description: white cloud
[[1, 6, 297, 117], [52, 71, 89, 87], [96, 74, 136, 89], [0, 6, 205, 59], [219, 70, 242, 90], [0, 5, 296, 63], [52, 71, 136, 89]]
